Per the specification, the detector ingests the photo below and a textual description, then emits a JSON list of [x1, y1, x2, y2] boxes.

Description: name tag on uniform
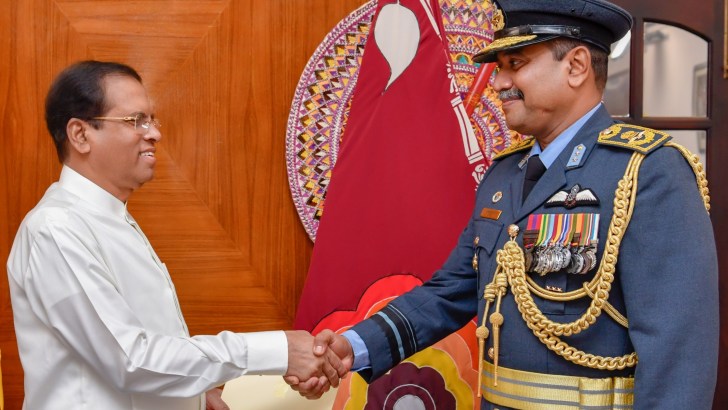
[[480, 208, 502, 220]]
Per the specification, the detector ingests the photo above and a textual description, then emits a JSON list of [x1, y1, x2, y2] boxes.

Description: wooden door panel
[[0, 1, 366, 408]]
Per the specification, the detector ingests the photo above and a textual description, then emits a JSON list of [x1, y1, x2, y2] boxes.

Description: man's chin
[[138, 170, 155, 186], [504, 114, 522, 130]]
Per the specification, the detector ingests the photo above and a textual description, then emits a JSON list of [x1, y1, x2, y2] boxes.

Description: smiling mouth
[[140, 152, 155, 158]]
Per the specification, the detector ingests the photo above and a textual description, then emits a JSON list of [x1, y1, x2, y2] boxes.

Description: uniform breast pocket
[[472, 218, 504, 290]]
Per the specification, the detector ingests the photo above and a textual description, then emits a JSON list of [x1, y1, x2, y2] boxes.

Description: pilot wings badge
[[545, 184, 599, 209]]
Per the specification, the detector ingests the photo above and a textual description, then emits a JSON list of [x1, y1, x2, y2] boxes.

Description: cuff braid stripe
[[371, 305, 417, 363]]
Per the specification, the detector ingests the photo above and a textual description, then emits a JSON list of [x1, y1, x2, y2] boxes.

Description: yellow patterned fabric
[[481, 361, 634, 409], [597, 124, 672, 154]]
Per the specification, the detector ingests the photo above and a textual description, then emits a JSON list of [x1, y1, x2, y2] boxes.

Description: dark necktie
[[522, 155, 546, 203]]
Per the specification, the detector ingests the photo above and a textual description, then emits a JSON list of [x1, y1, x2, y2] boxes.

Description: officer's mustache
[[498, 87, 524, 101]]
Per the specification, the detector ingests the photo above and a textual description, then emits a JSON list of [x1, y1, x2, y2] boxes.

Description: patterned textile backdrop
[[287, 0, 516, 241]]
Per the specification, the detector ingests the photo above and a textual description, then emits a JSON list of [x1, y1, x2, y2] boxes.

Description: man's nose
[[492, 69, 512, 92], [145, 124, 162, 142]]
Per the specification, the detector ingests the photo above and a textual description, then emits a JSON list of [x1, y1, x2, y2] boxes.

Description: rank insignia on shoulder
[[545, 184, 599, 209], [598, 124, 672, 154]]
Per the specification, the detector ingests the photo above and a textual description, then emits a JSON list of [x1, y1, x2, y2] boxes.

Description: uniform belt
[[481, 361, 634, 409]]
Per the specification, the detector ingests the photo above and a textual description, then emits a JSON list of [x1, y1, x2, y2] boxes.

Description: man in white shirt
[[7, 60, 347, 410]]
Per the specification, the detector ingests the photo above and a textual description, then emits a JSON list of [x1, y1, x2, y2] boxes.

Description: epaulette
[[492, 137, 536, 161], [597, 124, 672, 154]]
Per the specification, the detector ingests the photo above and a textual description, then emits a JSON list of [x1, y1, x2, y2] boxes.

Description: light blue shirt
[[342, 330, 370, 370], [342, 103, 603, 370], [528, 103, 601, 168]]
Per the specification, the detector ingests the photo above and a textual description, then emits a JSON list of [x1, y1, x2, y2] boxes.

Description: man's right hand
[[284, 329, 354, 399], [313, 329, 354, 367]]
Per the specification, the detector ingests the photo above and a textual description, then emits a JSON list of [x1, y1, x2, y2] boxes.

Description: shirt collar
[[528, 103, 602, 169], [58, 165, 128, 219]]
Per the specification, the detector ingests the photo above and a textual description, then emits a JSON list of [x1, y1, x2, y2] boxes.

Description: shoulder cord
[[475, 143, 710, 392], [665, 141, 710, 214]]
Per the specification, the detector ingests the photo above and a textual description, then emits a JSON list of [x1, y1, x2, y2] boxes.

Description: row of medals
[[524, 240, 599, 276]]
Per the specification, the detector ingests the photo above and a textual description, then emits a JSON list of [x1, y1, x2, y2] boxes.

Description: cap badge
[[492, 9, 505, 31]]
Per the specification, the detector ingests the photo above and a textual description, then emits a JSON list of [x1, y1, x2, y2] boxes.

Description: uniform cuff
[[342, 330, 371, 371]]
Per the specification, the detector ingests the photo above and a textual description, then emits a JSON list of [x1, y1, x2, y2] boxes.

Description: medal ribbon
[[589, 213, 600, 243], [527, 213, 599, 247], [580, 214, 591, 246], [536, 214, 549, 246], [560, 214, 574, 247], [544, 214, 557, 247], [527, 214, 541, 231], [551, 214, 566, 246]]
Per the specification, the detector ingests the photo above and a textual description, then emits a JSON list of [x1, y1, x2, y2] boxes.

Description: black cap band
[[496, 25, 582, 40]]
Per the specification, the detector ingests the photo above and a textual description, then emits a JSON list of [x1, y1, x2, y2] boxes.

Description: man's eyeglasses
[[92, 113, 161, 131]]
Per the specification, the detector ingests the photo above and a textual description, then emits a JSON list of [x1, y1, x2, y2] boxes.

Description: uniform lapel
[[514, 106, 615, 221], [510, 154, 528, 217]]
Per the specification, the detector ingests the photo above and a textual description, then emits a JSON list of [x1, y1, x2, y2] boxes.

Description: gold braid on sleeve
[[665, 141, 710, 213]]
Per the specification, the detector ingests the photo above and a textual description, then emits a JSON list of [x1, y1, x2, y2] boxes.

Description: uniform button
[[488, 347, 495, 359]]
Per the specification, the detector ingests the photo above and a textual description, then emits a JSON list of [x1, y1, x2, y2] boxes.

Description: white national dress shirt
[[7, 166, 287, 410]]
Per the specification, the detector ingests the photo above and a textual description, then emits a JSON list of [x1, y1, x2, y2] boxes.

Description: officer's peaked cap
[[474, 0, 633, 63]]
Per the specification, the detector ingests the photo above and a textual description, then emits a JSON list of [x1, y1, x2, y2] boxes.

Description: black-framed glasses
[[92, 112, 161, 131]]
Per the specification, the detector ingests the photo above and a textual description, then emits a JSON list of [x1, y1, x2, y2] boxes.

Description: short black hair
[[548, 38, 609, 92], [45, 60, 142, 162]]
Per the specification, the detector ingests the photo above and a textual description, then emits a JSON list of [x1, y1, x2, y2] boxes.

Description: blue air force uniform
[[350, 106, 719, 409], [348, 1, 719, 408]]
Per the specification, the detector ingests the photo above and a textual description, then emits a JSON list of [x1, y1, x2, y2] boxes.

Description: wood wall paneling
[[0, 1, 367, 408]]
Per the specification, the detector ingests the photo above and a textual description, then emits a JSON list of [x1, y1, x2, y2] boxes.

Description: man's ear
[[66, 118, 91, 155], [566, 45, 591, 88]]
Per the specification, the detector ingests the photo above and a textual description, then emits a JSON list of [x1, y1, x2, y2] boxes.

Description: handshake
[[283, 329, 354, 399]]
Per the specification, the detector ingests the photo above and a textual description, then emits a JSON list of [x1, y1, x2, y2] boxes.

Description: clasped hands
[[283, 330, 354, 399]]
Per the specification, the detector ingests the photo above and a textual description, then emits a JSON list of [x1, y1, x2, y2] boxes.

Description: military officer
[[293, 0, 719, 408]]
